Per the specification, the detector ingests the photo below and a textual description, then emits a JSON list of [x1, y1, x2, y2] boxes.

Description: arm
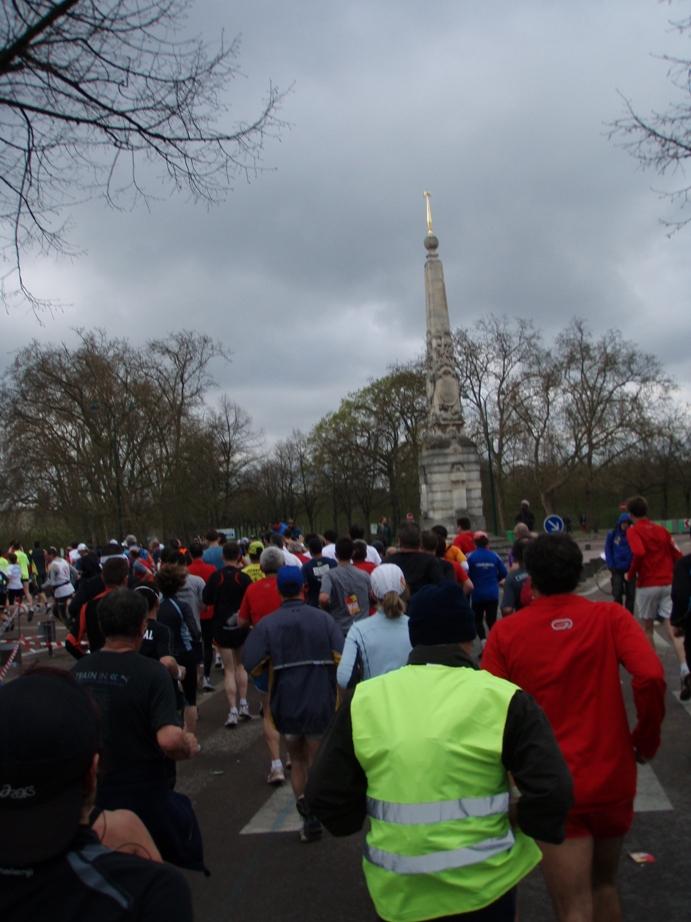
[[604, 532, 614, 569], [337, 627, 359, 689], [92, 809, 163, 862], [611, 605, 666, 760], [304, 697, 368, 835], [502, 690, 574, 844], [242, 622, 270, 676], [161, 656, 182, 679], [625, 528, 645, 581], [237, 590, 251, 630], [156, 724, 199, 761]]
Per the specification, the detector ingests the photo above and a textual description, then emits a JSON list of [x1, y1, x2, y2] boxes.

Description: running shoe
[[238, 702, 251, 720], [300, 815, 323, 843], [214, 655, 223, 670], [201, 677, 214, 692], [681, 672, 691, 702], [27, 606, 36, 623], [225, 709, 238, 728], [267, 764, 285, 785]]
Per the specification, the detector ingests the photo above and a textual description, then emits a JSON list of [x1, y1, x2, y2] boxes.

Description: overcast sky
[[6, 0, 691, 442]]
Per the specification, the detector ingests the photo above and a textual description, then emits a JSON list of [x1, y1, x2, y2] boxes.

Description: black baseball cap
[[0, 672, 100, 866]]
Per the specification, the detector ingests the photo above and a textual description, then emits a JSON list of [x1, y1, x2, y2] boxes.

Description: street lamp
[[90, 401, 135, 543]]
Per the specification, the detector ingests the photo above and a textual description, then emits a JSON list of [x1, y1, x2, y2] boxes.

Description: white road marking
[[240, 783, 302, 834], [240, 762, 674, 834], [634, 764, 673, 812]]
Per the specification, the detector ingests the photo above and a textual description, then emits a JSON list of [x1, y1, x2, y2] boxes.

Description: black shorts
[[8, 588, 24, 604], [212, 622, 249, 650]]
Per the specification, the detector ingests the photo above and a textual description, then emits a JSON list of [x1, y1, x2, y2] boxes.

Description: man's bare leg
[[592, 837, 624, 922], [539, 837, 594, 922], [259, 691, 280, 762], [640, 617, 656, 651], [233, 646, 249, 708], [220, 647, 237, 710]]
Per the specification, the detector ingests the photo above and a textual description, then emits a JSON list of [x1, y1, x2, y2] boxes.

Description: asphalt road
[[3, 548, 690, 921]]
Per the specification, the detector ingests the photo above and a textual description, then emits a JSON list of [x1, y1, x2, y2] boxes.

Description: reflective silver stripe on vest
[[366, 792, 509, 825], [364, 830, 516, 876], [272, 660, 334, 670]]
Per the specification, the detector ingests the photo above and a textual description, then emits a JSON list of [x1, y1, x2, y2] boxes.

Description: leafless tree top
[[0, 0, 288, 312]]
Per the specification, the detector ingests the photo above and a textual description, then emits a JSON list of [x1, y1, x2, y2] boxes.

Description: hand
[[634, 748, 649, 765], [673, 625, 685, 638], [185, 733, 199, 759], [178, 666, 186, 680]]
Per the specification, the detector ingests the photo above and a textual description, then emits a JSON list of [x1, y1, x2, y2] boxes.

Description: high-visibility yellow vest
[[351, 664, 541, 922]]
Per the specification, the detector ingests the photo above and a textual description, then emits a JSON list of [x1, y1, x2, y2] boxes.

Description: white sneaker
[[225, 709, 238, 728], [267, 764, 285, 785], [238, 702, 251, 720], [214, 655, 223, 671], [201, 677, 214, 692]]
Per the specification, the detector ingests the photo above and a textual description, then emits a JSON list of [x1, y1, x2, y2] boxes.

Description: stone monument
[[418, 191, 486, 533]]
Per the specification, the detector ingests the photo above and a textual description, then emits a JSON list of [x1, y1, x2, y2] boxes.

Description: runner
[[466, 531, 507, 644], [305, 579, 572, 922], [0, 669, 194, 921], [44, 546, 75, 626], [156, 563, 202, 735], [202, 541, 253, 727], [238, 546, 286, 783], [626, 494, 688, 693], [337, 563, 411, 689], [186, 542, 217, 692], [302, 536, 337, 607], [243, 566, 344, 842], [483, 533, 665, 922], [319, 537, 371, 636]]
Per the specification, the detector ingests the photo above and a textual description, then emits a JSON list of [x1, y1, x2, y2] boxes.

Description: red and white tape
[[0, 640, 21, 683]]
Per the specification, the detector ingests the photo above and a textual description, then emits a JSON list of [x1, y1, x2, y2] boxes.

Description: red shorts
[[565, 803, 633, 839]]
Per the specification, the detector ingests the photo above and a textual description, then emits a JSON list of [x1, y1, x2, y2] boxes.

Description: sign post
[[543, 515, 564, 534]]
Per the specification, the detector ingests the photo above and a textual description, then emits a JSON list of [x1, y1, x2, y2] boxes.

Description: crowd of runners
[[1, 494, 689, 921]]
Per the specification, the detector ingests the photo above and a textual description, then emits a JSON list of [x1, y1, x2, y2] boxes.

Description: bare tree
[[0, 0, 288, 312], [609, 8, 691, 229], [556, 320, 672, 529], [453, 317, 541, 531]]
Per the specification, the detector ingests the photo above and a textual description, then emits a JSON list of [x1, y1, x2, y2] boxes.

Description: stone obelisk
[[418, 191, 485, 532]]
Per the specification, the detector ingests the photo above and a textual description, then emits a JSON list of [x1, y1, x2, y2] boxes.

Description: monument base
[[419, 437, 486, 535]]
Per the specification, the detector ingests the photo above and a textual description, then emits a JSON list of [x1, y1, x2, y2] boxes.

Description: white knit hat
[[370, 563, 406, 599]]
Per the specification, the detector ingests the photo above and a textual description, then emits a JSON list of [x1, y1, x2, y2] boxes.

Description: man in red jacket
[[625, 495, 688, 691], [483, 532, 665, 922]]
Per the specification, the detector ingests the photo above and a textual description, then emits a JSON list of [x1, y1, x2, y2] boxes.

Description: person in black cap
[[0, 667, 193, 922], [243, 565, 345, 843], [304, 580, 573, 922]]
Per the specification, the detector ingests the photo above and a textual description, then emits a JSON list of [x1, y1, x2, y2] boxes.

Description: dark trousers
[[472, 599, 499, 640], [201, 618, 215, 677], [376, 886, 516, 921], [611, 569, 635, 614]]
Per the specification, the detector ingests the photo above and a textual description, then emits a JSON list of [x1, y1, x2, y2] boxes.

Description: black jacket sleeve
[[501, 689, 574, 844], [671, 554, 691, 628], [304, 698, 368, 836]]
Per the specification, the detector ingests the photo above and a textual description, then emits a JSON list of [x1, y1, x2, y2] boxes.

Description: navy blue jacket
[[242, 599, 344, 735]]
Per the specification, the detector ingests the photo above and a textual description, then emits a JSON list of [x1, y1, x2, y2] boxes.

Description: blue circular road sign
[[543, 515, 564, 533]]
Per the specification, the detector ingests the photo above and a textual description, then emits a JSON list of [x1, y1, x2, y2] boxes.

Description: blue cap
[[276, 565, 304, 596]]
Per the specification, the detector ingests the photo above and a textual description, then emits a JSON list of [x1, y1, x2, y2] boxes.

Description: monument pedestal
[[419, 436, 485, 534]]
